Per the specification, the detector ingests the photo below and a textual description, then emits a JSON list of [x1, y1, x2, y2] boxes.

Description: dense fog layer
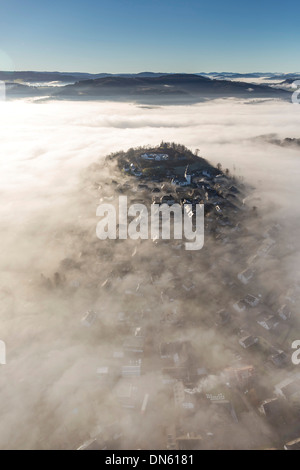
[[0, 97, 299, 449]]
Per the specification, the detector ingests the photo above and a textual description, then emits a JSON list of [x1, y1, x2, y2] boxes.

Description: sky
[[0, 0, 299, 73]]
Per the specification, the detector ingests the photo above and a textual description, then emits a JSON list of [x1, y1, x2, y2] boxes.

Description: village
[[39, 144, 300, 450]]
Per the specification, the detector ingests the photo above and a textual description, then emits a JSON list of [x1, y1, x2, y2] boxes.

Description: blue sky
[[0, 0, 299, 73]]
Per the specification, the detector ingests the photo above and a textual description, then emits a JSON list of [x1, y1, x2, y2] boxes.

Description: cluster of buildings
[[122, 153, 242, 236], [220, 220, 300, 447], [74, 150, 300, 450], [140, 153, 169, 161]]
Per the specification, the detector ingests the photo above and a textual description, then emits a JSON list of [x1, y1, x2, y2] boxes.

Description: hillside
[[87, 142, 246, 226], [2, 72, 290, 103], [55, 73, 289, 103]]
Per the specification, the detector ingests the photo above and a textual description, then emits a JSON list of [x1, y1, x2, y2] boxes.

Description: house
[[173, 381, 195, 410], [122, 360, 142, 377], [182, 283, 195, 292], [160, 341, 190, 365], [175, 432, 202, 450], [278, 304, 292, 321], [166, 427, 178, 450], [284, 437, 300, 450], [117, 311, 127, 323], [184, 166, 192, 185], [215, 309, 231, 326], [205, 391, 226, 402], [269, 350, 288, 367], [225, 366, 255, 389], [211, 399, 239, 423], [140, 153, 169, 161], [195, 180, 211, 190], [134, 326, 144, 337], [257, 238, 275, 257], [113, 351, 124, 359], [81, 310, 97, 327], [244, 294, 260, 307], [218, 215, 232, 227], [204, 189, 219, 201], [140, 153, 155, 160], [259, 398, 281, 419], [239, 335, 258, 349], [238, 268, 255, 285], [181, 197, 193, 206], [247, 254, 258, 265], [176, 433, 202, 450], [257, 314, 279, 331], [285, 286, 298, 304], [123, 336, 144, 354], [129, 163, 142, 177], [155, 154, 169, 161], [196, 368, 208, 378], [137, 183, 149, 191], [114, 379, 137, 409], [202, 170, 212, 178], [161, 367, 188, 383], [96, 366, 109, 379], [171, 176, 189, 187], [263, 223, 281, 240], [152, 195, 161, 204], [229, 185, 239, 194], [140, 393, 149, 415], [233, 300, 247, 313], [275, 375, 300, 403]]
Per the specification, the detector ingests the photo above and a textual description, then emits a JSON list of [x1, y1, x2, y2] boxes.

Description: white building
[[173, 381, 195, 410], [81, 310, 97, 327], [257, 314, 279, 331], [184, 166, 192, 185], [257, 238, 275, 257], [239, 335, 258, 349], [140, 153, 169, 161], [233, 300, 246, 313], [238, 268, 255, 285], [244, 294, 260, 307], [122, 364, 142, 377], [278, 304, 292, 321]]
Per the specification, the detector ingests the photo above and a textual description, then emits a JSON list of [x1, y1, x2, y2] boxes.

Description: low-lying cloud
[[0, 96, 299, 449]]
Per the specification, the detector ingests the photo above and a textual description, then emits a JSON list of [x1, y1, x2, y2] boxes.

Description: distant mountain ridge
[[2, 70, 300, 85], [2, 72, 290, 103], [54, 73, 288, 103], [0, 71, 170, 84]]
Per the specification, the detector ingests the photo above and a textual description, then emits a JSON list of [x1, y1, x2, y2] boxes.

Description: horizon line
[[1, 70, 300, 75]]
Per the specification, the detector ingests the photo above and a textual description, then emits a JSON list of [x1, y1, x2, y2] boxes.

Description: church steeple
[[184, 165, 192, 185]]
